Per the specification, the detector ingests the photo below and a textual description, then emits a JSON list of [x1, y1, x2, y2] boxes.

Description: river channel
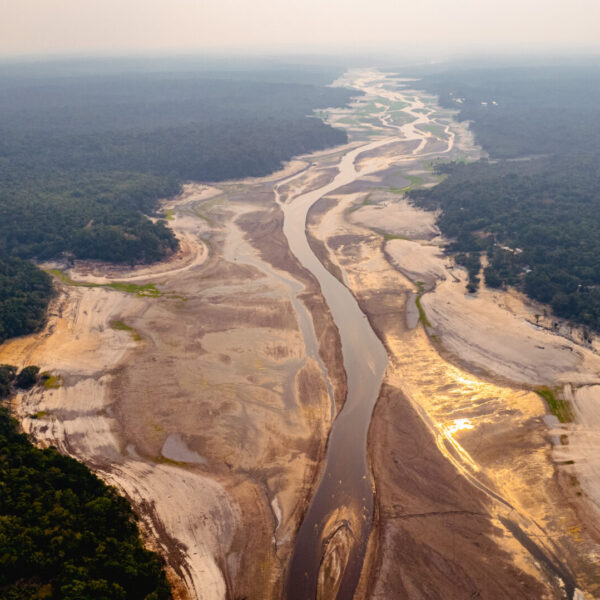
[[278, 68, 465, 597], [280, 70, 581, 600], [281, 138, 397, 598]]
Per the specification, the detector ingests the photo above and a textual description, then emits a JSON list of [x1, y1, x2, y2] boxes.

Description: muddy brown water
[[281, 140, 393, 599]]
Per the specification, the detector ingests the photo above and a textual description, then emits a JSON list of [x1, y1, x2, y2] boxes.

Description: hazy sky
[[1, 0, 599, 58]]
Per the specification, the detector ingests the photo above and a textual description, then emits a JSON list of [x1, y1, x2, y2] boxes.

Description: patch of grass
[[349, 193, 374, 213], [110, 320, 143, 341], [389, 101, 409, 111], [535, 386, 573, 423], [362, 194, 374, 207], [416, 124, 449, 139], [47, 269, 176, 299], [30, 411, 48, 419], [193, 194, 225, 225], [387, 111, 413, 127], [107, 282, 161, 297], [382, 232, 408, 241], [389, 175, 423, 195], [42, 373, 62, 390], [414, 281, 431, 328], [163, 209, 175, 220], [47, 269, 99, 288], [156, 455, 185, 467], [110, 320, 133, 332]]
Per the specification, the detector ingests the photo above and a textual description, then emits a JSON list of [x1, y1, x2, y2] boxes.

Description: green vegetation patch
[[110, 320, 134, 332], [389, 176, 423, 195], [47, 269, 185, 301], [349, 193, 375, 213], [163, 209, 175, 220], [387, 111, 413, 127], [107, 282, 161, 297], [47, 269, 99, 288], [110, 320, 142, 342], [417, 123, 449, 139], [535, 386, 574, 423], [42, 373, 62, 390], [389, 101, 409, 111], [49, 270, 161, 296], [0, 407, 171, 599], [415, 281, 432, 328], [381, 232, 408, 241], [193, 194, 226, 225]]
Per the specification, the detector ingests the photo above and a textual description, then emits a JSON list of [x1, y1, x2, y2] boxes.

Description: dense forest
[[0, 60, 354, 343], [0, 405, 171, 599], [0, 258, 53, 344], [0, 74, 352, 179], [407, 63, 600, 334], [415, 63, 600, 158]]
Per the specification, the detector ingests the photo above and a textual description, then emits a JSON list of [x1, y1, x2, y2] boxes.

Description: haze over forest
[[1, 0, 599, 59]]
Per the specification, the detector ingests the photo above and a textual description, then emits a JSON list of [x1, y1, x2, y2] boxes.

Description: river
[[280, 70, 578, 600], [280, 135, 404, 598], [279, 70, 440, 599]]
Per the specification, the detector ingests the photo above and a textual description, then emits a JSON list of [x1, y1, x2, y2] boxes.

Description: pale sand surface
[[385, 238, 446, 285], [423, 271, 600, 385], [350, 196, 440, 240], [555, 385, 600, 527]]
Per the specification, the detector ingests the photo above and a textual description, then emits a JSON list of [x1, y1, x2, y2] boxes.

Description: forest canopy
[[0, 258, 52, 344], [0, 406, 172, 599]]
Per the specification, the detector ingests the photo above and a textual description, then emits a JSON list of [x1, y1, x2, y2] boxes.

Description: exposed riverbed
[[281, 71, 467, 597], [2, 69, 600, 600]]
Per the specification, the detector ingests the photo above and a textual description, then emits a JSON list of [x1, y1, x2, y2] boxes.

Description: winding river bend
[[279, 70, 457, 598], [279, 71, 582, 600], [281, 140, 396, 598]]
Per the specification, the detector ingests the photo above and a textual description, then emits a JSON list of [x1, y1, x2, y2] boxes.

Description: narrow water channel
[[281, 139, 394, 599]]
